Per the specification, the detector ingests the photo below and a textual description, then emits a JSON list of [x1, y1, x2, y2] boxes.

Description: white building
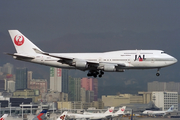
[[152, 91, 178, 111], [7, 81, 15, 92], [148, 81, 180, 94], [50, 67, 62, 92], [2, 63, 14, 74]]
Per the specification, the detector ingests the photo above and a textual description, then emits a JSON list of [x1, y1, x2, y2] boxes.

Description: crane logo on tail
[[121, 108, 125, 111], [109, 109, 113, 112], [0, 118, 5, 120], [14, 35, 24, 46], [60, 115, 66, 120]]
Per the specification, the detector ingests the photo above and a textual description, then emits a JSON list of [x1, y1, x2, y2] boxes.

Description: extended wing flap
[[42, 53, 73, 60]]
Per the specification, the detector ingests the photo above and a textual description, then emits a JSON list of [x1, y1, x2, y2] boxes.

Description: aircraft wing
[[41, 53, 126, 69]]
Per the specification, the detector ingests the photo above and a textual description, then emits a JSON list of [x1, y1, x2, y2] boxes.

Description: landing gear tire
[[99, 74, 102, 78], [100, 71, 104, 75], [93, 74, 97, 78], [87, 70, 104, 78], [156, 73, 160, 76]]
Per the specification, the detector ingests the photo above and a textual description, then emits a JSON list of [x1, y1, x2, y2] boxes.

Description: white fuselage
[[67, 113, 111, 119], [22, 50, 177, 71], [143, 110, 167, 115], [8, 30, 178, 77]]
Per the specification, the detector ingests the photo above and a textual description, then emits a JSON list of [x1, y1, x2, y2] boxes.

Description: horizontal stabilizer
[[6, 53, 35, 59]]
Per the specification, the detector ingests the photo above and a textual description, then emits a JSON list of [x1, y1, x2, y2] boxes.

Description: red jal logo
[[14, 35, 24, 46], [134, 55, 146, 61], [0, 118, 5, 120], [109, 109, 113, 112], [60, 115, 65, 120], [121, 108, 125, 111]]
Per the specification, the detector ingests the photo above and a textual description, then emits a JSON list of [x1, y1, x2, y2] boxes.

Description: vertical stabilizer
[[115, 106, 126, 114], [104, 107, 114, 114], [0, 114, 8, 120], [57, 111, 67, 120], [8, 30, 42, 54], [167, 105, 174, 112], [32, 110, 47, 120]]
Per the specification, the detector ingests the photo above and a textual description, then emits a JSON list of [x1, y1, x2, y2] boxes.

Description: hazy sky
[[0, 1, 180, 92], [1, 0, 180, 41]]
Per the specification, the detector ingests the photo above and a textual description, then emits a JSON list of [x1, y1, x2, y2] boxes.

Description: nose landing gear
[[156, 68, 160, 76]]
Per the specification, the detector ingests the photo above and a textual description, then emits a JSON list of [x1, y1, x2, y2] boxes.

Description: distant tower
[[15, 68, 27, 90], [50, 67, 68, 92], [81, 78, 98, 101], [68, 76, 81, 101], [27, 71, 33, 89], [7, 81, 15, 92], [62, 69, 68, 93], [3, 63, 14, 74]]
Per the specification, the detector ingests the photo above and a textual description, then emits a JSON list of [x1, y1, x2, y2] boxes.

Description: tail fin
[[8, 30, 42, 54], [167, 105, 174, 112], [115, 106, 126, 114], [0, 114, 8, 120], [57, 111, 68, 120], [104, 107, 114, 114], [32, 110, 47, 120]]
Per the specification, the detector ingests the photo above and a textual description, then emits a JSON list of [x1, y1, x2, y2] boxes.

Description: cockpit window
[[161, 52, 166, 54]]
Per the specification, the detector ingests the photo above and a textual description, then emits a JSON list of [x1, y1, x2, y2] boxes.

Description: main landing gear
[[87, 70, 104, 78], [156, 68, 160, 76]]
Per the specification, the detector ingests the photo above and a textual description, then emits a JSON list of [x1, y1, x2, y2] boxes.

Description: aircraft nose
[[173, 58, 178, 63]]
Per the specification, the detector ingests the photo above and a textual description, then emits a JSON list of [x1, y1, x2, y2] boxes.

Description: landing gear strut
[[87, 70, 104, 78], [156, 68, 160, 76]]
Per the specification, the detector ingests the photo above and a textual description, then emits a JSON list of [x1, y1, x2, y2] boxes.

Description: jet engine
[[72, 59, 88, 69], [103, 65, 116, 72]]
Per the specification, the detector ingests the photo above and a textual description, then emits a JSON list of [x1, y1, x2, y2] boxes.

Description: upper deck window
[[161, 52, 166, 54]]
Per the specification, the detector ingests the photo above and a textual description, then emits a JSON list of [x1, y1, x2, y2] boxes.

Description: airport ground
[[4, 113, 180, 120]]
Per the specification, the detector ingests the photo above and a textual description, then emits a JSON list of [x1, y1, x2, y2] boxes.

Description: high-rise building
[[50, 67, 62, 92], [7, 81, 15, 92], [68, 77, 81, 101], [62, 69, 68, 93], [27, 71, 33, 89], [2, 63, 14, 74], [152, 91, 178, 111], [29, 79, 47, 95], [50, 67, 68, 92], [148, 81, 180, 94], [81, 78, 98, 101], [15, 68, 27, 90], [0, 79, 5, 91], [86, 90, 94, 102]]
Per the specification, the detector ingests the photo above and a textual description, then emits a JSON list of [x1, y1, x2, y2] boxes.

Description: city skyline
[[0, 1, 179, 87], [1, 62, 180, 97]]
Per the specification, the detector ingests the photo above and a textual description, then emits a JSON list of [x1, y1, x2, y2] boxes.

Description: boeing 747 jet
[[7, 30, 177, 77]]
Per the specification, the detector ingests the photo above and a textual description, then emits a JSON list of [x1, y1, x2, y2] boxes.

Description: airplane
[[84, 106, 126, 117], [111, 106, 126, 117], [57, 111, 67, 120], [7, 30, 177, 78], [67, 112, 112, 120], [83, 107, 114, 115], [32, 110, 47, 120], [67, 107, 114, 119], [0, 114, 8, 120], [142, 105, 174, 116]]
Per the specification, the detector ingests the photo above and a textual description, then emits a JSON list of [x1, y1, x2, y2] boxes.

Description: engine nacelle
[[103, 65, 116, 72], [72, 59, 88, 69]]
